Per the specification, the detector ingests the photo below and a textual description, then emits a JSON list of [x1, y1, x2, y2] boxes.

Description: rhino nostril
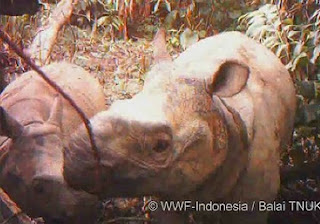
[[153, 139, 170, 153]]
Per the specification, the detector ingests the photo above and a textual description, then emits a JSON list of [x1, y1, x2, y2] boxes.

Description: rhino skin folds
[[64, 32, 296, 224], [0, 62, 106, 224]]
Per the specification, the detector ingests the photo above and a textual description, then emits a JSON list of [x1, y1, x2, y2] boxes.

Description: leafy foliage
[[239, 2, 320, 80], [74, 0, 267, 48]]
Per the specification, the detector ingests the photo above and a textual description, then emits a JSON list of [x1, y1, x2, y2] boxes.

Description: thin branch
[[27, 0, 78, 65], [0, 188, 33, 224]]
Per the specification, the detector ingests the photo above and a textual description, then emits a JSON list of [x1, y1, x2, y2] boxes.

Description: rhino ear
[[207, 61, 249, 97], [152, 28, 172, 63], [0, 107, 24, 138], [47, 95, 63, 127]]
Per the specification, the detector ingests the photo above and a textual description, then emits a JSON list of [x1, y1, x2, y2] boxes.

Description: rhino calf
[[0, 62, 106, 223], [64, 32, 296, 224]]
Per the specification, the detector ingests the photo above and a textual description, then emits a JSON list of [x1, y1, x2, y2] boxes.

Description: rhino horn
[[206, 60, 250, 98], [0, 107, 24, 138], [152, 28, 172, 63], [47, 94, 63, 127]]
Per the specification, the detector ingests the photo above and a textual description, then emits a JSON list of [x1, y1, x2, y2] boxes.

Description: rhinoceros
[[0, 62, 106, 223], [63, 31, 296, 224]]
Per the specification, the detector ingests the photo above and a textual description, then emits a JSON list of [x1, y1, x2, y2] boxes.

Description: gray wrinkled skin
[[64, 32, 296, 224], [0, 62, 106, 223]]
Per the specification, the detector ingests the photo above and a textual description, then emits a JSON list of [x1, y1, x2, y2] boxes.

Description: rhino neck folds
[[192, 96, 249, 201], [219, 98, 249, 151]]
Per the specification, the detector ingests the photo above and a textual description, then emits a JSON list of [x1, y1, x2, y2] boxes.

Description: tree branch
[[26, 0, 78, 64]]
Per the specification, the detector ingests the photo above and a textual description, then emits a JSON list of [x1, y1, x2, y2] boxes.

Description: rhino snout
[[64, 110, 175, 196], [30, 173, 99, 223]]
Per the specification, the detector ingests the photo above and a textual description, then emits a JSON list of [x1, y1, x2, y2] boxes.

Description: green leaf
[[199, 30, 207, 38], [313, 30, 320, 46], [310, 9, 320, 21], [263, 36, 278, 47], [228, 10, 242, 19], [97, 16, 110, 27], [258, 4, 277, 15], [80, 1, 87, 11], [180, 28, 199, 50], [311, 45, 320, 64], [275, 44, 287, 57], [164, 10, 178, 29], [248, 16, 266, 26], [293, 41, 304, 57], [282, 18, 293, 26], [288, 30, 300, 41], [290, 52, 308, 71], [246, 23, 267, 39], [170, 36, 180, 47]]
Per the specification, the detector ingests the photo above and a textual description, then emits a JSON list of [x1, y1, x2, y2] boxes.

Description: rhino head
[[0, 96, 99, 224], [64, 32, 296, 206]]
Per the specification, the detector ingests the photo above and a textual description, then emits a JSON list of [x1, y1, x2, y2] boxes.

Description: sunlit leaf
[[288, 30, 300, 41], [199, 30, 207, 38], [246, 22, 267, 38], [291, 52, 308, 71], [313, 30, 320, 46], [258, 4, 277, 14], [309, 9, 320, 21], [248, 16, 266, 26], [170, 36, 180, 47], [263, 36, 278, 48], [164, 10, 179, 29], [276, 44, 288, 57], [165, 0, 171, 12], [153, 0, 161, 13], [282, 18, 294, 26], [228, 10, 242, 19], [80, 1, 87, 11], [180, 28, 199, 50], [97, 16, 110, 27], [238, 14, 249, 25], [273, 18, 282, 30], [293, 41, 304, 57], [311, 45, 320, 64]]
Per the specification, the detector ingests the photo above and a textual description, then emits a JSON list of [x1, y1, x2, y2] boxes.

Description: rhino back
[[175, 31, 296, 201], [0, 62, 106, 136]]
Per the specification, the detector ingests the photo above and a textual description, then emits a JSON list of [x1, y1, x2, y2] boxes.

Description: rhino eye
[[152, 139, 170, 153]]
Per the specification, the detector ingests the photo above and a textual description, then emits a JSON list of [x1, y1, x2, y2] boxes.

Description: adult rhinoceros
[[64, 32, 296, 224]]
